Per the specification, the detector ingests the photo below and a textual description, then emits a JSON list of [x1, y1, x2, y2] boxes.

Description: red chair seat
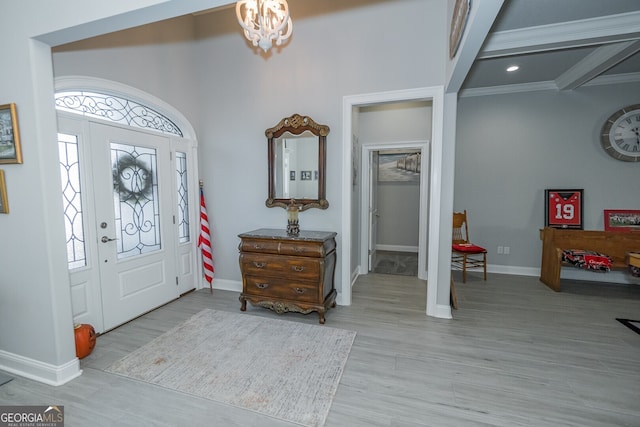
[[452, 243, 486, 253]]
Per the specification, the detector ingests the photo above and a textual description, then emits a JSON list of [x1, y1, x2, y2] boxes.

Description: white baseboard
[[432, 303, 452, 319], [487, 264, 539, 277], [473, 264, 638, 285], [451, 264, 538, 277], [376, 244, 418, 253], [0, 349, 82, 386], [205, 278, 242, 293]]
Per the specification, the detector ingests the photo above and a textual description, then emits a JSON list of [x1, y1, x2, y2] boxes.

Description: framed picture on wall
[[0, 170, 9, 214], [604, 210, 640, 232], [545, 189, 583, 229], [378, 152, 421, 182], [0, 103, 22, 164]]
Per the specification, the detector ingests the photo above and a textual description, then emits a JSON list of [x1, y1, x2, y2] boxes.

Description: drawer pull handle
[[292, 265, 306, 272], [253, 244, 263, 249], [293, 247, 305, 252], [255, 283, 269, 289], [293, 287, 306, 294], [253, 261, 266, 268]]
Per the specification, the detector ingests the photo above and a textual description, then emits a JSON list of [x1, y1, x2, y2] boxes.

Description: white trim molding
[[0, 349, 82, 386], [480, 11, 640, 59], [342, 86, 447, 318]]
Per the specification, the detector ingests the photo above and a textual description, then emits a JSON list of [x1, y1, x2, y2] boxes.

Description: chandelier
[[236, 0, 293, 52]]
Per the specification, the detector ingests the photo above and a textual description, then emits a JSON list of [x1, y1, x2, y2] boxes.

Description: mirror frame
[[266, 114, 329, 211]]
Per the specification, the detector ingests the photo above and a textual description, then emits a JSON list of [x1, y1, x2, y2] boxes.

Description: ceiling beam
[[446, 0, 505, 93], [478, 10, 640, 59], [555, 40, 640, 90]]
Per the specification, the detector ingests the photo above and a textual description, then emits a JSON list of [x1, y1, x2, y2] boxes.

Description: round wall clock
[[600, 104, 640, 162]]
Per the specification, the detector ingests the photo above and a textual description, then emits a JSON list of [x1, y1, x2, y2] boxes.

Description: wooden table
[[627, 252, 640, 268]]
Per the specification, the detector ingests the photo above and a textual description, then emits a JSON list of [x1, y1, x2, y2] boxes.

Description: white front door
[[90, 122, 179, 331]]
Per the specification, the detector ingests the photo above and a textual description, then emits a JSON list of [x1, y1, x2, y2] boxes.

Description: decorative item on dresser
[[238, 228, 337, 324]]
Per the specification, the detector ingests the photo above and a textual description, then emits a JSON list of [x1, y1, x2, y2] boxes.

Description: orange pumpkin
[[74, 323, 96, 359]]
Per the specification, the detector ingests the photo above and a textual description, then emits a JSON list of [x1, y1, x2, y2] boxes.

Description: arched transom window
[[55, 89, 191, 270], [55, 91, 183, 137]]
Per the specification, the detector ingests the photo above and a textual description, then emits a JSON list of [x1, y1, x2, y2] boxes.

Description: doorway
[[55, 78, 200, 333], [340, 86, 447, 319], [360, 142, 429, 280]]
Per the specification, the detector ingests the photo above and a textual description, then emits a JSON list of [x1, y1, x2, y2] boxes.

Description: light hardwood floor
[[1, 272, 639, 426]]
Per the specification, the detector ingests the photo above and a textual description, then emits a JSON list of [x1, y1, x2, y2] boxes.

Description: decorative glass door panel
[[58, 132, 87, 270], [111, 143, 162, 259], [175, 151, 190, 243]]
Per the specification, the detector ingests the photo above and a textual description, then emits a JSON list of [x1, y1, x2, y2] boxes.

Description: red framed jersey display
[[545, 189, 583, 229]]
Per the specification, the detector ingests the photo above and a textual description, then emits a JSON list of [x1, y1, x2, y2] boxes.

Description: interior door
[[368, 151, 379, 271], [90, 122, 178, 331]]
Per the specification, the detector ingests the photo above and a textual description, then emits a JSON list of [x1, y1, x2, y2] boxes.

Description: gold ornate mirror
[[266, 114, 329, 211]]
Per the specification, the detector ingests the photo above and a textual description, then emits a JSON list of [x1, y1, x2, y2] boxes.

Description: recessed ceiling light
[[506, 65, 520, 72]]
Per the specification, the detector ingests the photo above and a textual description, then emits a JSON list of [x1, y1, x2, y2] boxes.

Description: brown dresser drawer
[[239, 239, 280, 254], [240, 253, 320, 280], [244, 276, 319, 303], [278, 241, 324, 257]]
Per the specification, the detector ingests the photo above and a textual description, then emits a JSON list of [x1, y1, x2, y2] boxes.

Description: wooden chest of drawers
[[238, 228, 337, 324]]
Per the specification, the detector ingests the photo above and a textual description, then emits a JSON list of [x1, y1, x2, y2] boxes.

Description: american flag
[[198, 187, 214, 292]]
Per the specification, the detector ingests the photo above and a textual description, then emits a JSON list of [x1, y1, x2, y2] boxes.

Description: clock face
[[601, 104, 640, 162]]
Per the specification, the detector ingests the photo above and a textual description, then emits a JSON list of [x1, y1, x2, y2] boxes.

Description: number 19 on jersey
[[544, 189, 583, 229]]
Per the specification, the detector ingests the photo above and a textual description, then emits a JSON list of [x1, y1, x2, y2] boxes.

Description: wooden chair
[[451, 210, 487, 283]]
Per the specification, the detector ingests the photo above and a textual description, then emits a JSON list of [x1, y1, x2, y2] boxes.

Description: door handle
[[101, 236, 117, 243]]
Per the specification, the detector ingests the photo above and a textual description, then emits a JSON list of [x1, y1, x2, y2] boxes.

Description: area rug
[[106, 309, 356, 426], [616, 318, 640, 335]]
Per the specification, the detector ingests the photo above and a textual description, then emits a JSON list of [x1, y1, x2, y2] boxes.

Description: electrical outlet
[[497, 246, 504, 254], [504, 246, 510, 255]]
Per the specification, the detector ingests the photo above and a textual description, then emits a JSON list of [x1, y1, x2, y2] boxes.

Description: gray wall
[[52, 0, 446, 291], [455, 82, 640, 277], [377, 181, 420, 250]]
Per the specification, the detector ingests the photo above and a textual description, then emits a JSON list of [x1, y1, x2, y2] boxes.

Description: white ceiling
[[461, 0, 640, 95]]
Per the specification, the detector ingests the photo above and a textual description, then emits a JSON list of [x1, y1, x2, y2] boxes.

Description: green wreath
[[113, 154, 153, 201]]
